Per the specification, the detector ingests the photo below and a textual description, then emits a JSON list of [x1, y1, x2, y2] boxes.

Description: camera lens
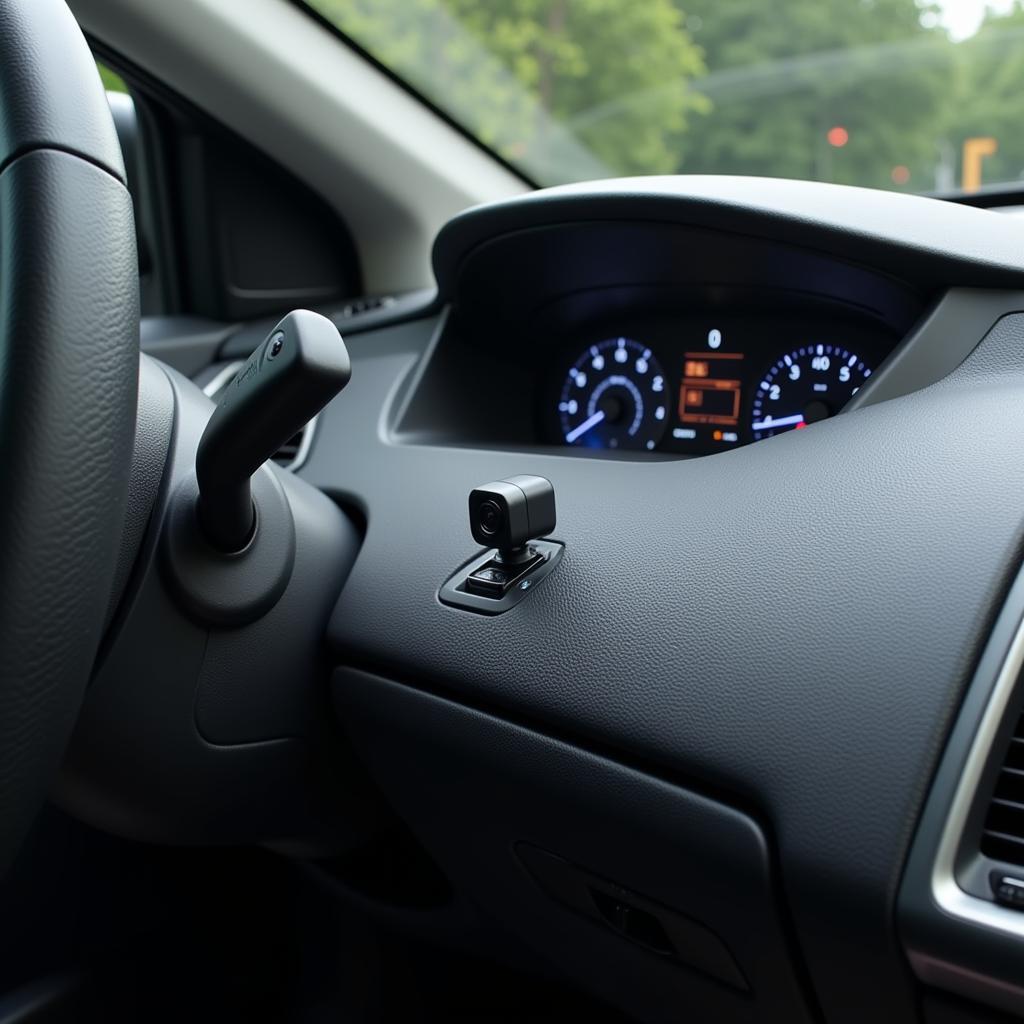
[[477, 499, 504, 536]]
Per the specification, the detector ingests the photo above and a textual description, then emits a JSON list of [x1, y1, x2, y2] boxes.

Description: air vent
[[981, 709, 1024, 866], [273, 432, 303, 466], [336, 294, 396, 319], [202, 361, 315, 470]]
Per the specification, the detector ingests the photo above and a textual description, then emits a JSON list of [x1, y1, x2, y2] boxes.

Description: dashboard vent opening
[[272, 430, 304, 468], [980, 708, 1024, 866]]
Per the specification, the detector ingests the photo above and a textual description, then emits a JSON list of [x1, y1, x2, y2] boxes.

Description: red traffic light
[[826, 125, 849, 148]]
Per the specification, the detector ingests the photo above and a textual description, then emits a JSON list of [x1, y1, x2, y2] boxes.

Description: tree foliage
[[316, 0, 707, 180], [97, 62, 128, 94], [309, 0, 1024, 192], [671, 0, 954, 191], [941, 8, 1024, 187]]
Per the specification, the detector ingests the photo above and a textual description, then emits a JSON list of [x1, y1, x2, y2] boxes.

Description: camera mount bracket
[[440, 475, 562, 614], [439, 539, 564, 615]]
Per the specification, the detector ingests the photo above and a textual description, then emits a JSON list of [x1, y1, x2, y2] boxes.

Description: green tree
[[309, 0, 707, 181], [940, 4, 1024, 189], [664, 0, 955, 191], [308, 0, 1024, 194], [97, 62, 128, 94]]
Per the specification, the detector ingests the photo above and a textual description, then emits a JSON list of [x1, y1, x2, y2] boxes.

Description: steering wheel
[[0, 0, 139, 870]]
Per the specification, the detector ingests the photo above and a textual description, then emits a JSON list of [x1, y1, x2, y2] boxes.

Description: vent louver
[[980, 708, 1024, 866], [272, 430, 304, 468]]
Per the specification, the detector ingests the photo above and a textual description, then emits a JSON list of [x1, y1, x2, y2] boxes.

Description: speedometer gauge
[[750, 343, 873, 441], [559, 338, 669, 451]]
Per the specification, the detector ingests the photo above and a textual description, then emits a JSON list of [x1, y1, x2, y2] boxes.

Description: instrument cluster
[[548, 314, 894, 455]]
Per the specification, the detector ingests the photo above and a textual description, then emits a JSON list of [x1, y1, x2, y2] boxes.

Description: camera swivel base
[[439, 539, 564, 615], [465, 546, 545, 597], [494, 544, 539, 567]]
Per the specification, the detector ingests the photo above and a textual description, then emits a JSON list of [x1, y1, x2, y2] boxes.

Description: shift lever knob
[[196, 309, 351, 550]]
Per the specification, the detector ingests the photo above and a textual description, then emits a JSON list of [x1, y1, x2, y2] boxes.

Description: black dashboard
[[118, 177, 1024, 1024], [384, 180, 966, 462], [341, 180, 1024, 1024]]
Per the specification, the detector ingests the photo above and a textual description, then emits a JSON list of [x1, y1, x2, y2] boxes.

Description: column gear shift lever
[[196, 310, 351, 551]]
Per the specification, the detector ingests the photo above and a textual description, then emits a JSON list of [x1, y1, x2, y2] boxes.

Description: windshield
[[304, 0, 1024, 194]]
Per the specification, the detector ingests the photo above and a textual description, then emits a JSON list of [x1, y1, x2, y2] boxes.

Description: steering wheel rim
[[0, 0, 139, 870]]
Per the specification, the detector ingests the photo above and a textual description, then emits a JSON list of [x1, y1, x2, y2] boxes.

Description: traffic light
[[826, 125, 849, 148]]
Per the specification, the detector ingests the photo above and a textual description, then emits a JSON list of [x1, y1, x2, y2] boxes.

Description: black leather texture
[[102, 356, 174, 633], [0, 0, 138, 871], [0, 0, 125, 180], [315, 312, 1024, 1024]]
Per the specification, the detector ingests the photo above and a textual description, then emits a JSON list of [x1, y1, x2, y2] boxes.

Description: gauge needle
[[565, 409, 606, 444], [752, 412, 804, 432]]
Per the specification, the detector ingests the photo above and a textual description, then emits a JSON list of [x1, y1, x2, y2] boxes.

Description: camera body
[[469, 475, 556, 553]]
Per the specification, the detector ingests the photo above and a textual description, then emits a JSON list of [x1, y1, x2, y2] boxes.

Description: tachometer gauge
[[751, 343, 873, 441], [559, 338, 669, 451]]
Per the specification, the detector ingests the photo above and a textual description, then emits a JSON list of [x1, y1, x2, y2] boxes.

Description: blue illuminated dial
[[559, 337, 669, 451], [750, 343, 873, 441]]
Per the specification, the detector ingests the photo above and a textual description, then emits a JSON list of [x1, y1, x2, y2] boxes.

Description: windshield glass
[[305, 0, 1024, 194]]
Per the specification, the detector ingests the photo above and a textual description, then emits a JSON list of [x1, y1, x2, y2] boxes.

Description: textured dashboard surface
[[339, 667, 813, 1024], [311, 311, 1024, 1023]]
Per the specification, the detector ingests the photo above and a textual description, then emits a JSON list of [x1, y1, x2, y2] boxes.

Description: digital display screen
[[675, 351, 745, 448]]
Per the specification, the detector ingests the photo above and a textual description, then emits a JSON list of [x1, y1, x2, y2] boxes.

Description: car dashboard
[[393, 191, 929, 460], [117, 176, 1024, 1024]]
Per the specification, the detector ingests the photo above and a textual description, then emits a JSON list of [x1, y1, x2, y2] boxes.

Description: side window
[[88, 55, 361, 323], [92, 58, 162, 314], [96, 62, 127, 94]]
